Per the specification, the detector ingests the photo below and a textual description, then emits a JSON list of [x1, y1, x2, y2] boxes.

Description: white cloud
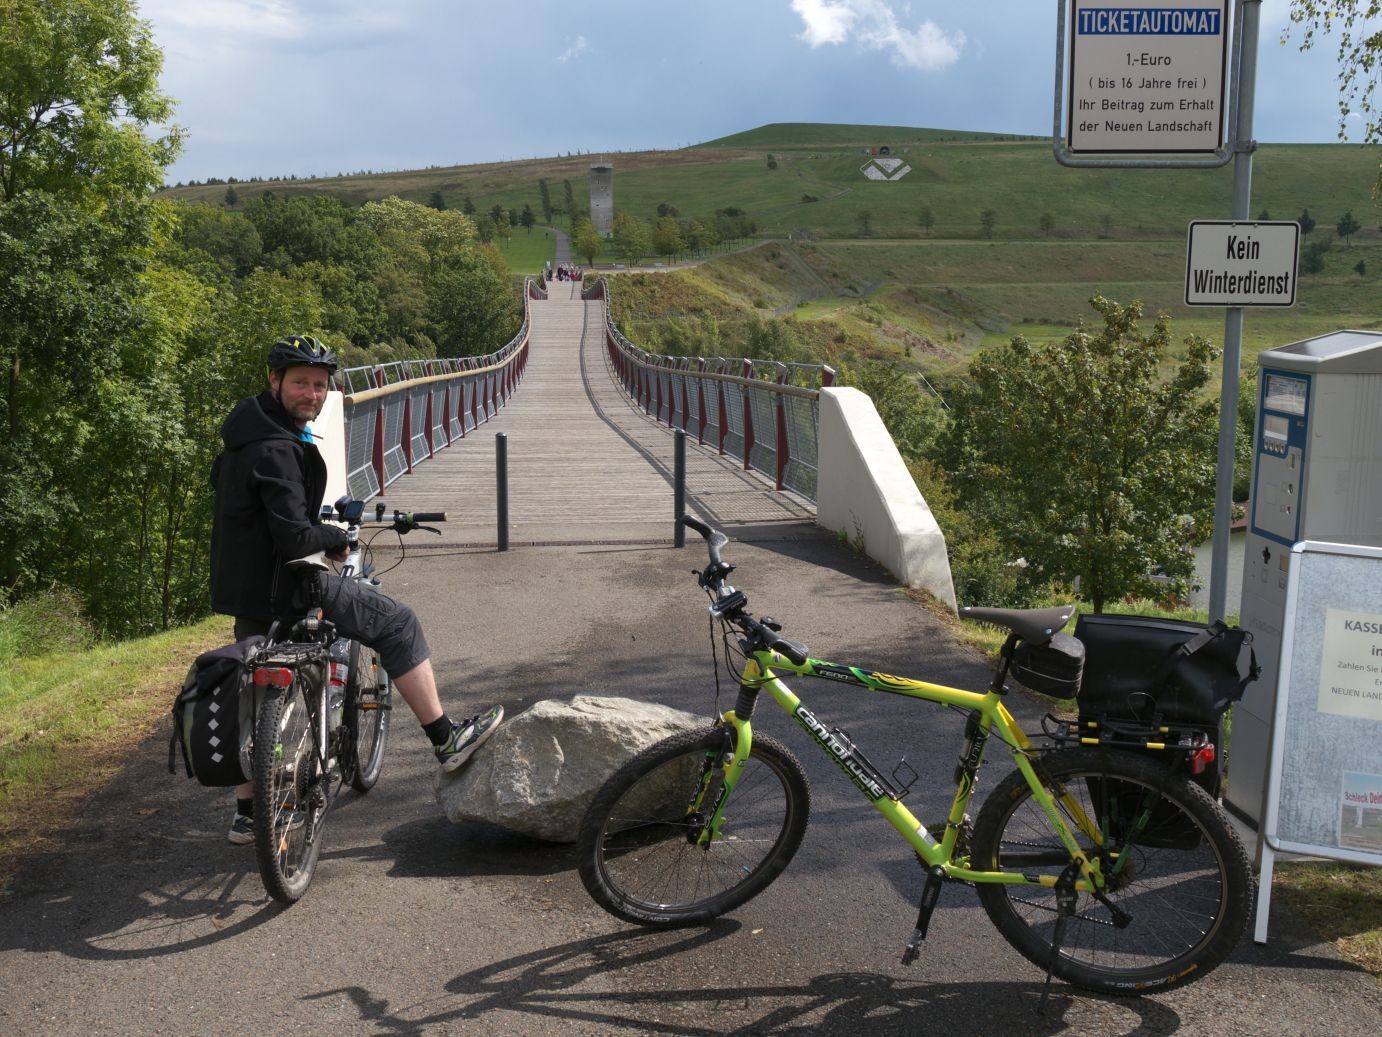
[[792, 0, 856, 46], [790, 0, 963, 71], [558, 35, 589, 63]]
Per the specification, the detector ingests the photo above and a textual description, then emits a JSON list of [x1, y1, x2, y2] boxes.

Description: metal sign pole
[[1208, 0, 1261, 623]]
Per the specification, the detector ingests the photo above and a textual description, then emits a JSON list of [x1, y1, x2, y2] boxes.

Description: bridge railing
[[582, 277, 833, 501], [335, 277, 538, 501]]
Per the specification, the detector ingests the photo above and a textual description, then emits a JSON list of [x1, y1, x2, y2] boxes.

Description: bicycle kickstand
[[900, 865, 946, 966], [1038, 861, 1080, 1016]]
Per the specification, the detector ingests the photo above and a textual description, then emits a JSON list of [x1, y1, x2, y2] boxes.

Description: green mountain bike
[[576, 517, 1253, 997]]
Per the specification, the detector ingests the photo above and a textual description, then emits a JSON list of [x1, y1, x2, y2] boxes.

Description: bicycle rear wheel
[[253, 675, 327, 904], [970, 748, 1252, 994], [577, 727, 810, 926], [342, 641, 391, 793]]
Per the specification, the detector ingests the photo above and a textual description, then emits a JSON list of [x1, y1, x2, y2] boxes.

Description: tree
[[538, 179, 553, 223], [520, 204, 536, 234], [856, 210, 873, 237], [946, 296, 1219, 612], [1302, 238, 1331, 273], [562, 179, 577, 225], [1337, 209, 1361, 244], [652, 216, 684, 261], [571, 218, 600, 264], [427, 245, 520, 356], [225, 185, 239, 208], [1355, 259, 1368, 276], [0, 0, 179, 204], [766, 153, 778, 170], [427, 190, 447, 211], [979, 209, 996, 238], [1039, 212, 1055, 237], [1298, 208, 1316, 235], [1285, 2, 1382, 193], [612, 211, 649, 264], [1258, 208, 1272, 220], [462, 195, 476, 216], [918, 205, 934, 236]]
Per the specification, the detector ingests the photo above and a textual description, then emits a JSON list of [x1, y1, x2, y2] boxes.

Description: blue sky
[[139, 0, 1362, 185]]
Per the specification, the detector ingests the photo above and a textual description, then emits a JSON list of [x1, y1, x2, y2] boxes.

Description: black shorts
[[234, 576, 431, 680]]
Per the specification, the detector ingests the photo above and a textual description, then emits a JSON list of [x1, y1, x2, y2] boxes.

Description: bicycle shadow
[[303, 926, 1183, 1035], [0, 744, 286, 961]]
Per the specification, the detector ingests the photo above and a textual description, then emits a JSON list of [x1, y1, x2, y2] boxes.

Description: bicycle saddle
[[284, 551, 332, 574], [959, 604, 1075, 645]]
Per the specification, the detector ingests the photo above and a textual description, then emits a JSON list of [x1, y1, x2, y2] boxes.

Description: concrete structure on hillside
[[589, 163, 613, 236]]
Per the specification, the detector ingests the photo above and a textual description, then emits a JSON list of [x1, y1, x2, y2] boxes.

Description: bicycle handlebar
[[681, 515, 728, 569]]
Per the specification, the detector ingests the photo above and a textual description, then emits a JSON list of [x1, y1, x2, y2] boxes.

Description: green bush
[[0, 587, 96, 663]]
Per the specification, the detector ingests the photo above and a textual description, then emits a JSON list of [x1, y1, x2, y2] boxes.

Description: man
[[210, 334, 502, 844]]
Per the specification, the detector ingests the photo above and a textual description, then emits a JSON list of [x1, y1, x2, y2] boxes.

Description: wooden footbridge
[[342, 277, 815, 545]]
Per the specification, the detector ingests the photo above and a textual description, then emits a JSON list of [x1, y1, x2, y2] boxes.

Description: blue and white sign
[[1068, 0, 1229, 153]]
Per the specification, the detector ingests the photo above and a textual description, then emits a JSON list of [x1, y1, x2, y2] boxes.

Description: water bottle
[[328, 638, 350, 728]]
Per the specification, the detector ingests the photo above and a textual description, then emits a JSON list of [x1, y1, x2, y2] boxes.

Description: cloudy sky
[[138, 0, 1360, 185]]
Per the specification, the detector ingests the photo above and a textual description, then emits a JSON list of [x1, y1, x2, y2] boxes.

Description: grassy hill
[[160, 122, 1381, 373]]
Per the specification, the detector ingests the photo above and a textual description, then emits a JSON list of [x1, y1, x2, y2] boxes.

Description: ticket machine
[[1228, 330, 1382, 824]]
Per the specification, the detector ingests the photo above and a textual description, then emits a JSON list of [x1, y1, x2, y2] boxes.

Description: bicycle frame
[[703, 649, 1111, 894]]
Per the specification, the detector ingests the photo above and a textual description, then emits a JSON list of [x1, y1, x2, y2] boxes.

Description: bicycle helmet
[[266, 334, 339, 374]]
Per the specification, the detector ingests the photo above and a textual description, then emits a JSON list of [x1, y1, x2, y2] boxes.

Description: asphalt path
[[2, 527, 1380, 1035]]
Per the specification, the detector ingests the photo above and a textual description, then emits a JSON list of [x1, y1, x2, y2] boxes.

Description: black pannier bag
[[1011, 633, 1085, 699], [168, 636, 263, 787], [1073, 614, 1257, 726]]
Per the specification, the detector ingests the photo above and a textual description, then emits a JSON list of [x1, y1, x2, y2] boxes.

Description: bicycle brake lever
[[418, 525, 440, 536]]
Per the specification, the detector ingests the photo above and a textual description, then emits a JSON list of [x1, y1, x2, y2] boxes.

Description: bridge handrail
[[582, 276, 833, 501], [335, 277, 538, 501]]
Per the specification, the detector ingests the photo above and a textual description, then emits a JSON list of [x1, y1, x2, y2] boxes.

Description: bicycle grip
[[409, 511, 447, 523]]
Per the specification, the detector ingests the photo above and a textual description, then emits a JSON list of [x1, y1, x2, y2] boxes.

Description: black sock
[[423, 714, 454, 747], [236, 797, 253, 818]]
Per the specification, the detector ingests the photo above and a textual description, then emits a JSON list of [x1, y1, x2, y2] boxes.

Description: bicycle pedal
[[901, 930, 924, 966]]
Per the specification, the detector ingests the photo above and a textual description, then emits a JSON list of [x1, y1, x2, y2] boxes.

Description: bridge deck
[[383, 279, 814, 544]]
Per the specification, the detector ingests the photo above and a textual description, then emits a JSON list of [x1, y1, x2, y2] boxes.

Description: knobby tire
[[970, 748, 1252, 994], [343, 641, 391, 793], [577, 727, 811, 926], [253, 675, 327, 904]]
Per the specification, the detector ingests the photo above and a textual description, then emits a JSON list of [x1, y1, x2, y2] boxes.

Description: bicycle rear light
[[253, 667, 294, 689]]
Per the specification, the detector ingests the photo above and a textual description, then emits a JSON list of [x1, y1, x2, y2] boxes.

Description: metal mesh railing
[[336, 278, 536, 501], [584, 277, 832, 501]]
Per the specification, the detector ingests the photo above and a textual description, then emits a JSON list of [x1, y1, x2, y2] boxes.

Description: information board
[[1255, 541, 1382, 942], [1067, 0, 1230, 153]]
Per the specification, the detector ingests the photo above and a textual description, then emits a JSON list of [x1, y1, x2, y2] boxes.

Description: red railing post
[[822, 365, 836, 387], [371, 366, 387, 490], [717, 361, 728, 456], [422, 363, 436, 458], [775, 364, 789, 491], [741, 360, 754, 471], [696, 359, 708, 445]]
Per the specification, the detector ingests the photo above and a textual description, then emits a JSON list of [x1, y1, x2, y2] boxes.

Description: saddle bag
[[1011, 633, 1085, 699], [1073, 614, 1258, 726], [168, 636, 263, 787]]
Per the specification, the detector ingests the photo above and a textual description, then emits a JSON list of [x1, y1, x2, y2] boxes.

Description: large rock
[[434, 695, 706, 842]]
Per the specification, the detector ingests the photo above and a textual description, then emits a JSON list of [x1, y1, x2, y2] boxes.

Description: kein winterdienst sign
[[1185, 221, 1299, 307], [1068, 1, 1229, 153]]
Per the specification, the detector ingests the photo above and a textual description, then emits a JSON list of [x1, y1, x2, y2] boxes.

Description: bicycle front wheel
[[342, 641, 391, 793], [970, 748, 1252, 994], [577, 727, 811, 926], [253, 676, 326, 904]]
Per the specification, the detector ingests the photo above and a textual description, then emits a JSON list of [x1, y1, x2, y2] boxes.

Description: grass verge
[[0, 615, 231, 895]]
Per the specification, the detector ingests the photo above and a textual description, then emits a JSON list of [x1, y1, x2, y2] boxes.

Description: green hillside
[[696, 122, 1029, 148], [160, 124, 1381, 373]]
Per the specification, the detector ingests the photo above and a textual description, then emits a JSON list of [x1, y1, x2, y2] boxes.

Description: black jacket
[[209, 391, 347, 620]]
